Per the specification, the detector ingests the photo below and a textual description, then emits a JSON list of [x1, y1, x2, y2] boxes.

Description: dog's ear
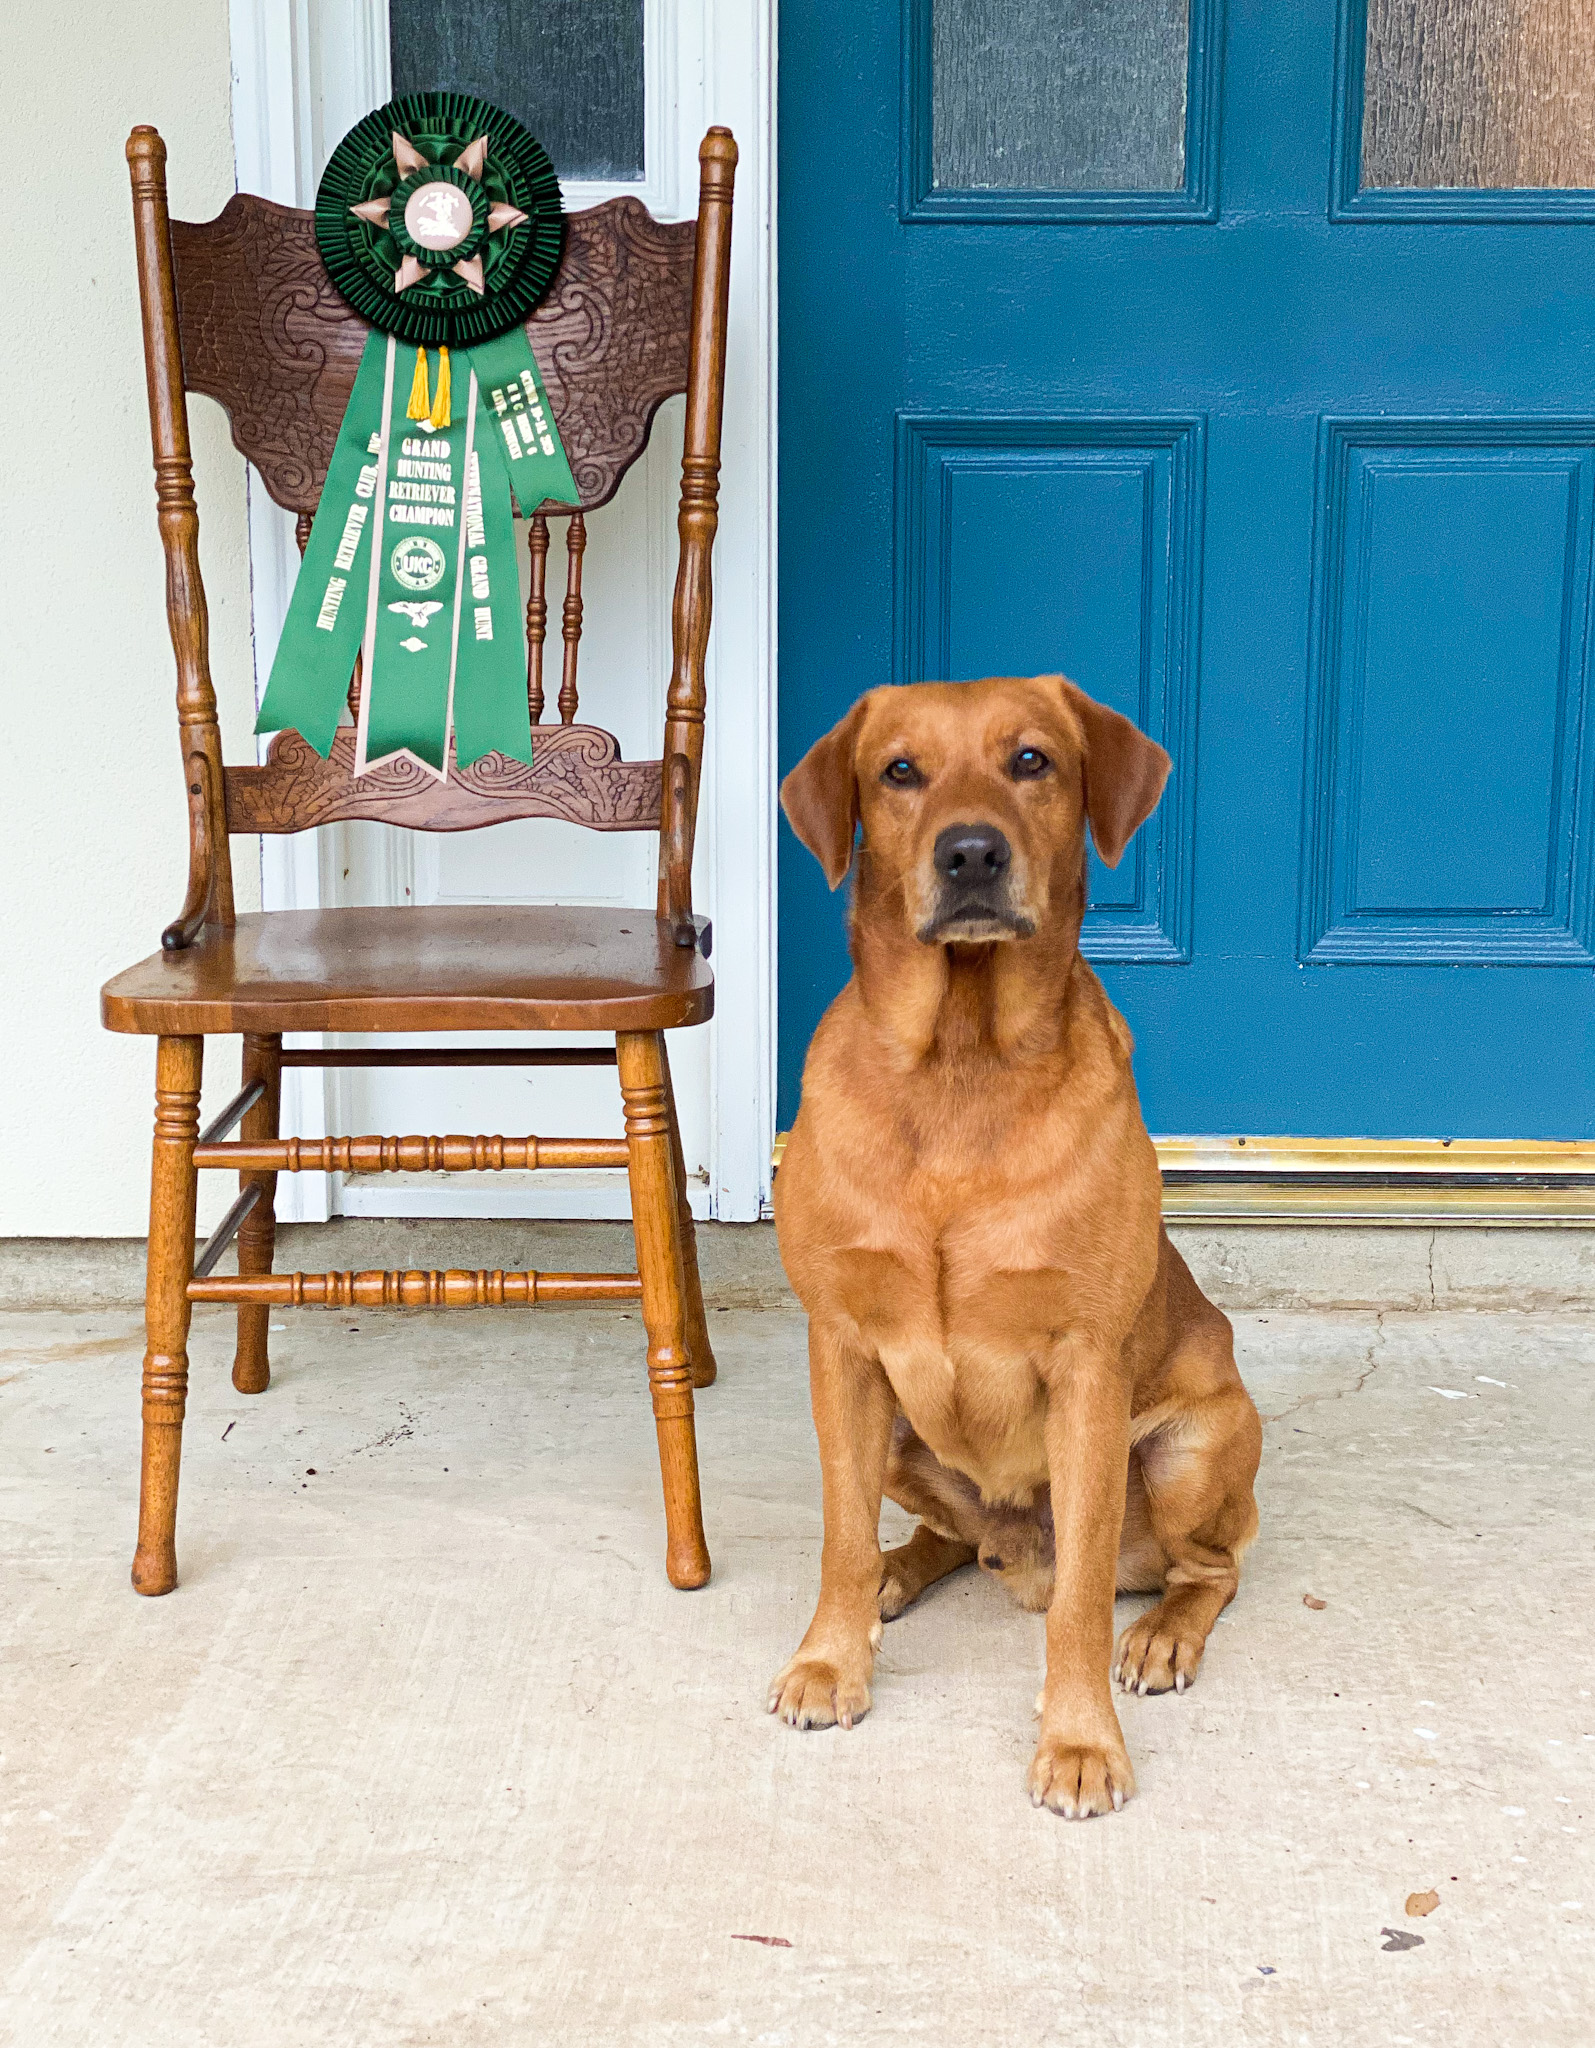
[[1055, 676, 1171, 869], [781, 697, 871, 889]]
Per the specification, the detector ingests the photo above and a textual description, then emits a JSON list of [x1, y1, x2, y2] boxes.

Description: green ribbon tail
[[255, 330, 390, 756], [261, 325, 574, 780], [450, 376, 536, 769], [462, 327, 580, 517], [358, 341, 463, 776]]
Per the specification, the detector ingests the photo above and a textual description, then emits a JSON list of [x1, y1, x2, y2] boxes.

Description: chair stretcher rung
[[279, 1048, 618, 1069], [196, 1078, 265, 1147], [187, 1269, 644, 1308], [191, 1181, 263, 1280], [193, 1134, 631, 1173]]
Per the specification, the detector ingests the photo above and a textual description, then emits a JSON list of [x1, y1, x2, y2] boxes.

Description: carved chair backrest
[[126, 125, 735, 949]]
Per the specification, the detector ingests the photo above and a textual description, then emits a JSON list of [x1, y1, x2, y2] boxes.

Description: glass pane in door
[[1362, 0, 1595, 189], [932, 0, 1190, 191], [390, 0, 645, 181]]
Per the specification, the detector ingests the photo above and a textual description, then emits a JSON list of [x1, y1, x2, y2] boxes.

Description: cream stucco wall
[[3, 4, 261, 1235]]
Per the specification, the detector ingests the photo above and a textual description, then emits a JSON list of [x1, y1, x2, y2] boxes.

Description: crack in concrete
[[1397, 1498, 1457, 1531], [350, 1402, 416, 1457], [1263, 1312, 1386, 1424], [1427, 1229, 1437, 1309]]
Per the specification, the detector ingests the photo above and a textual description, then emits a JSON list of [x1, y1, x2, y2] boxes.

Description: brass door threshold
[[771, 1134, 1595, 1225], [1158, 1138, 1595, 1223]]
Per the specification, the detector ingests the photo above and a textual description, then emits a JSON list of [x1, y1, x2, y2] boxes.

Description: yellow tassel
[[427, 346, 451, 431], [406, 346, 431, 423]]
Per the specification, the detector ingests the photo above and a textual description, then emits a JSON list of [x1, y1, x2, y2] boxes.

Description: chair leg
[[232, 1032, 282, 1394], [658, 1035, 717, 1389], [132, 1034, 203, 1596], [618, 1029, 711, 1589]]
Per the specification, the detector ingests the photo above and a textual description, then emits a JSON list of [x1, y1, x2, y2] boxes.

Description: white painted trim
[[231, 0, 352, 1219], [228, 0, 298, 201], [338, 1171, 712, 1222], [228, 0, 777, 1222], [700, 0, 777, 1220]]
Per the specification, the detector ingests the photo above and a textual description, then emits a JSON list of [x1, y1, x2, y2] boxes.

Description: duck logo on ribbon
[[255, 91, 578, 780]]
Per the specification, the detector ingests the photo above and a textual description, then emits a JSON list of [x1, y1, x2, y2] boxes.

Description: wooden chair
[[102, 124, 737, 1597]]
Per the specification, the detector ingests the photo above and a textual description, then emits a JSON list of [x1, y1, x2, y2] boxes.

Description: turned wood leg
[[232, 1032, 281, 1394], [132, 1034, 203, 1596], [658, 1034, 717, 1389], [619, 1029, 711, 1589]]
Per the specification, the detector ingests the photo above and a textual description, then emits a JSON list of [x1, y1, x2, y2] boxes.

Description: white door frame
[[227, 0, 776, 1222]]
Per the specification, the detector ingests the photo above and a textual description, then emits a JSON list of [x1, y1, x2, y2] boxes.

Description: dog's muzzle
[[918, 822, 1034, 942]]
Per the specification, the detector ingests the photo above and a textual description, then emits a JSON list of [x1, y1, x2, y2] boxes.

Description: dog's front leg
[[769, 1319, 895, 1731], [1029, 1346, 1136, 1817]]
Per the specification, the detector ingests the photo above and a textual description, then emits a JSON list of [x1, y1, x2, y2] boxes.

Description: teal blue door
[[778, 0, 1595, 1138]]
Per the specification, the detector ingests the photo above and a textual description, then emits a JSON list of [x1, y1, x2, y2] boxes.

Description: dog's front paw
[[1027, 1730, 1135, 1818], [767, 1653, 873, 1731]]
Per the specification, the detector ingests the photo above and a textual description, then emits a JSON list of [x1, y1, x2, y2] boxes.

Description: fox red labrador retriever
[[771, 674, 1261, 1817]]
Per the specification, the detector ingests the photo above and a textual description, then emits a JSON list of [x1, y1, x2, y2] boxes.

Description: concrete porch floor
[[2, 1302, 1591, 2045]]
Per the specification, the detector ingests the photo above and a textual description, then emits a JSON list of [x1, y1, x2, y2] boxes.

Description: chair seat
[[101, 906, 714, 1037]]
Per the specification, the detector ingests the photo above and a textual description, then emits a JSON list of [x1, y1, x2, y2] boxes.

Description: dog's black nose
[[934, 823, 1011, 885]]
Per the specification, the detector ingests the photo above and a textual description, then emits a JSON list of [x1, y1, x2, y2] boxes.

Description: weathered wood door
[[779, 0, 1595, 1143]]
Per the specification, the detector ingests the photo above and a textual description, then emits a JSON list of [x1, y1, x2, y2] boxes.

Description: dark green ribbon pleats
[[256, 326, 578, 777]]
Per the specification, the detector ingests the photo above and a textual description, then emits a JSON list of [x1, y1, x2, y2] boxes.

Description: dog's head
[[781, 674, 1170, 947]]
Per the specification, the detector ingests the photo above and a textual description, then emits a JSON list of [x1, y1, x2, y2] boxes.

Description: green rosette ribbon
[[255, 91, 579, 779]]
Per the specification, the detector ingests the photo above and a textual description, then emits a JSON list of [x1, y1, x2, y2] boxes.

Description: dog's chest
[[784, 1022, 1156, 1496], [835, 1232, 1066, 1499]]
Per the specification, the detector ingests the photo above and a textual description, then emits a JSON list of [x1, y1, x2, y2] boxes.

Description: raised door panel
[[1301, 419, 1595, 963], [897, 415, 1202, 959]]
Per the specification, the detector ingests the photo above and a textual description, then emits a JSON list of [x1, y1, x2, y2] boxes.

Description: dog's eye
[[1010, 747, 1051, 780], [881, 758, 922, 788]]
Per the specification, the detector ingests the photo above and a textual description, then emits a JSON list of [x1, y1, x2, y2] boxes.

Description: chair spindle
[[128, 127, 235, 940], [560, 510, 586, 724], [525, 511, 549, 724]]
